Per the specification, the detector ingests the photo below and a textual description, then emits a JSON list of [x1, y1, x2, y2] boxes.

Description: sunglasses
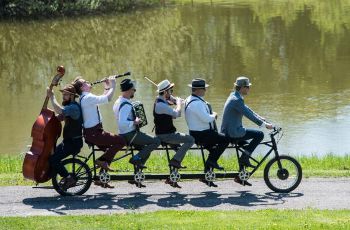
[[244, 86, 250, 89]]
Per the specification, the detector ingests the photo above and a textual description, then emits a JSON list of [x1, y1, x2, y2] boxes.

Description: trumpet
[[91, 71, 131, 85]]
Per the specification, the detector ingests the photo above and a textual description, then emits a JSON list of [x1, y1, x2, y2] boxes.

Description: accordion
[[131, 101, 148, 129]]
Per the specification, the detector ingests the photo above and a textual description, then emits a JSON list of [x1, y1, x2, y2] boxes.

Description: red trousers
[[83, 123, 126, 163]]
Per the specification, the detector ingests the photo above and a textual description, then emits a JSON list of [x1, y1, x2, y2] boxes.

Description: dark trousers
[[190, 129, 230, 162], [234, 129, 264, 155], [50, 138, 83, 178], [83, 123, 126, 163]]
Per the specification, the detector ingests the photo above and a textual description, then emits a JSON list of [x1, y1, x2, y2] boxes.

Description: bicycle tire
[[264, 155, 302, 193], [52, 158, 92, 196]]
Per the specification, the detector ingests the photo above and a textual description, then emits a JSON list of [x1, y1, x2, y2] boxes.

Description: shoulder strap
[[79, 94, 101, 124], [119, 101, 135, 120], [78, 96, 86, 128], [119, 101, 133, 112], [184, 99, 199, 112]]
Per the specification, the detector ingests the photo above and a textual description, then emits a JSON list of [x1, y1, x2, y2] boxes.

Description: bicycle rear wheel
[[264, 155, 302, 193], [52, 158, 92, 196]]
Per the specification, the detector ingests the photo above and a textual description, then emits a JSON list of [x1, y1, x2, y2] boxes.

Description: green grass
[[1, 153, 349, 186], [0, 210, 349, 229]]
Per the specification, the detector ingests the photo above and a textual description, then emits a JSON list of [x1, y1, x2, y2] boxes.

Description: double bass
[[22, 66, 65, 183]]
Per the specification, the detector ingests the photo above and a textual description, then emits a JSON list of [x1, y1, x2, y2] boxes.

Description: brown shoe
[[95, 160, 115, 172], [94, 180, 115, 188], [169, 159, 186, 169], [234, 176, 252, 186]]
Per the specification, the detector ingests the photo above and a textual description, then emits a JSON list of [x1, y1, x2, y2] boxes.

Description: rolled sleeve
[[62, 104, 81, 120], [155, 102, 179, 118], [86, 94, 109, 105]]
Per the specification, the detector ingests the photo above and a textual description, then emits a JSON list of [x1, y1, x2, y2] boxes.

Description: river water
[[0, 1, 349, 155]]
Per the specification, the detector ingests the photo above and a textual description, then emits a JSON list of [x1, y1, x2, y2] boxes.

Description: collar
[[121, 96, 132, 103], [234, 90, 244, 99], [156, 95, 167, 103], [81, 91, 90, 97]]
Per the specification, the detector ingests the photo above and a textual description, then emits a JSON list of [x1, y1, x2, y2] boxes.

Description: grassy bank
[[0, 0, 161, 19], [0, 210, 349, 229], [0, 153, 349, 186]]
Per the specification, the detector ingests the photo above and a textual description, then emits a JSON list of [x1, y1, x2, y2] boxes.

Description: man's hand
[[134, 117, 141, 125], [47, 87, 54, 98], [212, 111, 218, 120], [176, 97, 183, 105], [109, 77, 116, 88], [265, 123, 273, 129]]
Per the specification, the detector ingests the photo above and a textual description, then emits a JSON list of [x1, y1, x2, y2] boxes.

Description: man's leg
[[238, 129, 264, 155], [157, 132, 194, 162], [50, 142, 70, 178], [50, 139, 83, 178], [190, 130, 229, 165], [128, 131, 161, 164]]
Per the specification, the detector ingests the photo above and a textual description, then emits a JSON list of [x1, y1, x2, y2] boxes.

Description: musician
[[184, 78, 229, 187], [73, 76, 126, 188], [47, 84, 83, 190], [113, 79, 161, 170], [153, 80, 195, 171], [221, 76, 273, 183]]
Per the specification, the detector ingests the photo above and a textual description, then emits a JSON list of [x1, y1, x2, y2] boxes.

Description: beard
[[62, 100, 71, 106], [130, 94, 134, 99]]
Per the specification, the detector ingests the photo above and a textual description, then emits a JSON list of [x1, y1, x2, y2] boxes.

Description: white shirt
[[184, 95, 216, 131], [80, 92, 109, 128], [113, 96, 135, 134]]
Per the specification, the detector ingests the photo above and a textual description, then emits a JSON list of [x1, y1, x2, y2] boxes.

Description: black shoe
[[169, 159, 187, 169], [199, 178, 218, 187], [239, 154, 255, 168], [234, 176, 252, 186], [129, 157, 147, 169], [61, 176, 77, 191], [206, 160, 224, 170], [128, 180, 146, 188], [165, 178, 182, 188]]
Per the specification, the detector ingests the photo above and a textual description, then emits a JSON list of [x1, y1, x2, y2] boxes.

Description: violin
[[22, 66, 65, 183], [166, 95, 184, 106]]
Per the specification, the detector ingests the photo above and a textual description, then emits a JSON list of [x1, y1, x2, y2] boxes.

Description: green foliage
[[0, 0, 159, 18], [0, 153, 349, 186], [0, 210, 349, 229]]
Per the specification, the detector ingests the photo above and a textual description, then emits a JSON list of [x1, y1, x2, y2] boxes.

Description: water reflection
[[0, 1, 349, 155]]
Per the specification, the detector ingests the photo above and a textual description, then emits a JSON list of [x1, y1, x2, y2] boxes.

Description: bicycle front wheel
[[52, 158, 92, 196], [264, 155, 302, 193]]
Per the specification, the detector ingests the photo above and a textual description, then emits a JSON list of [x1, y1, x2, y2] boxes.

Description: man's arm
[[103, 78, 116, 102], [234, 99, 263, 126], [47, 88, 63, 114], [155, 101, 180, 118]]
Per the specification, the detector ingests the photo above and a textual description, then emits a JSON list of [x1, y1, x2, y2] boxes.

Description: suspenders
[[79, 94, 101, 127], [185, 95, 217, 131]]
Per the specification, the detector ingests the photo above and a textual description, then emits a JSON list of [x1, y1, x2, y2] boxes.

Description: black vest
[[153, 99, 176, 135], [63, 102, 83, 139]]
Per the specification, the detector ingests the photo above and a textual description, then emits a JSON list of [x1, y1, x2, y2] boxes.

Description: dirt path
[[0, 178, 349, 216]]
